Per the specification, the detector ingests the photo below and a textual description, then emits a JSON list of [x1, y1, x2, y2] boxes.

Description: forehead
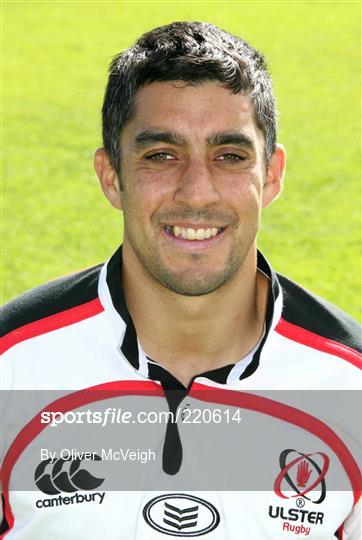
[[125, 81, 262, 143]]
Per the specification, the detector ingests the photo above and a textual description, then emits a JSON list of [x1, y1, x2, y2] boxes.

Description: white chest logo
[[143, 494, 220, 536]]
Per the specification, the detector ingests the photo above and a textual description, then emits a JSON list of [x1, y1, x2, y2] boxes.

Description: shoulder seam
[[0, 298, 104, 355], [275, 318, 362, 369]]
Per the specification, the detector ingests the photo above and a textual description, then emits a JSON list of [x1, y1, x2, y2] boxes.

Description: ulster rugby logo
[[274, 449, 329, 504], [143, 494, 220, 536], [35, 455, 104, 495]]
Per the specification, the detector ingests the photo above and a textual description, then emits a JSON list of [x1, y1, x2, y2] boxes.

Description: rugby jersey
[[1, 246, 361, 539]]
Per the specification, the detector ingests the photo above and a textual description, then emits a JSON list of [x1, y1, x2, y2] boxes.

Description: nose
[[173, 157, 220, 208]]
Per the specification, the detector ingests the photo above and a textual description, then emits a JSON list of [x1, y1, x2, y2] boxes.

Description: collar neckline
[[98, 245, 282, 386]]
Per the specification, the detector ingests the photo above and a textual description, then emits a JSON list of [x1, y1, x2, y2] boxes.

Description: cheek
[[121, 181, 169, 225], [226, 176, 262, 208]]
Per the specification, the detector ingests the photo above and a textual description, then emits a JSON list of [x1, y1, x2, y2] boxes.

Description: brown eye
[[216, 153, 245, 162], [146, 153, 175, 161]]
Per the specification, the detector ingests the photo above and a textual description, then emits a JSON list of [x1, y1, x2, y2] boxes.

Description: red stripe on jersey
[[0, 298, 104, 355], [190, 383, 362, 504], [2, 381, 361, 536], [275, 318, 362, 368], [0, 380, 163, 538], [337, 524, 344, 539]]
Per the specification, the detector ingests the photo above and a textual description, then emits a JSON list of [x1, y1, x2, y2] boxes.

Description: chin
[[156, 268, 237, 296]]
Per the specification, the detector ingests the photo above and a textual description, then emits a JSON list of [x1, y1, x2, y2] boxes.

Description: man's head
[[95, 22, 285, 297], [102, 21, 277, 174]]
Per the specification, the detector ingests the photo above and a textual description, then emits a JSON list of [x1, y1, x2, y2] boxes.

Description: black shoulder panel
[[278, 273, 361, 353], [1, 264, 103, 338]]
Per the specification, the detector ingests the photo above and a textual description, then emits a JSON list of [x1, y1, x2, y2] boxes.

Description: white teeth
[[170, 226, 221, 240], [195, 229, 205, 240], [187, 228, 196, 240]]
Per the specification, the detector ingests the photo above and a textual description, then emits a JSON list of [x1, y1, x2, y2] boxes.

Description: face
[[96, 81, 285, 296]]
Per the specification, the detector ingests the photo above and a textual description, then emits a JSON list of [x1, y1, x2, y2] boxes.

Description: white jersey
[[1, 247, 361, 539]]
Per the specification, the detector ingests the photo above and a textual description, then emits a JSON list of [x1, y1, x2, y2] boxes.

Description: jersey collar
[[98, 245, 282, 386]]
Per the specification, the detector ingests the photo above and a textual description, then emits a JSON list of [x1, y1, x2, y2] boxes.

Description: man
[[1, 22, 361, 539]]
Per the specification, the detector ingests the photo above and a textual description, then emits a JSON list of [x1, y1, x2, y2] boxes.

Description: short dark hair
[[102, 21, 277, 173]]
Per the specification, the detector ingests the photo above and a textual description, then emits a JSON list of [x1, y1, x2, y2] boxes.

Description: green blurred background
[[2, 1, 361, 319]]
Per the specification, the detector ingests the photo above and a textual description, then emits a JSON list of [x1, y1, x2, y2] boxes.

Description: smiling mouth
[[164, 225, 225, 241]]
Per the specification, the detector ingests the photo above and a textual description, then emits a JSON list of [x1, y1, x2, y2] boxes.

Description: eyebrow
[[207, 132, 255, 150], [134, 130, 186, 149], [134, 130, 255, 151]]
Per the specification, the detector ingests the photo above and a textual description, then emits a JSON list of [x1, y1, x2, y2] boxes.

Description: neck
[[122, 243, 269, 386]]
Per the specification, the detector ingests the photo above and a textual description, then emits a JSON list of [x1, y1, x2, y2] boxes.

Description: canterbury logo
[[163, 501, 199, 531], [34, 455, 104, 495]]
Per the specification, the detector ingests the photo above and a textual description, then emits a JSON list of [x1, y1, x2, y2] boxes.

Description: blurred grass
[[2, 1, 361, 320]]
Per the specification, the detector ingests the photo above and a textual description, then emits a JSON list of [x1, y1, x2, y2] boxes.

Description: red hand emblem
[[297, 460, 312, 487]]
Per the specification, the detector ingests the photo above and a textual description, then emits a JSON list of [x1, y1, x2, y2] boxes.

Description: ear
[[262, 144, 286, 209], [94, 148, 123, 210]]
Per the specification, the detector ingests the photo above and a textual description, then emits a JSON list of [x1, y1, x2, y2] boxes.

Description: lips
[[164, 225, 224, 241]]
